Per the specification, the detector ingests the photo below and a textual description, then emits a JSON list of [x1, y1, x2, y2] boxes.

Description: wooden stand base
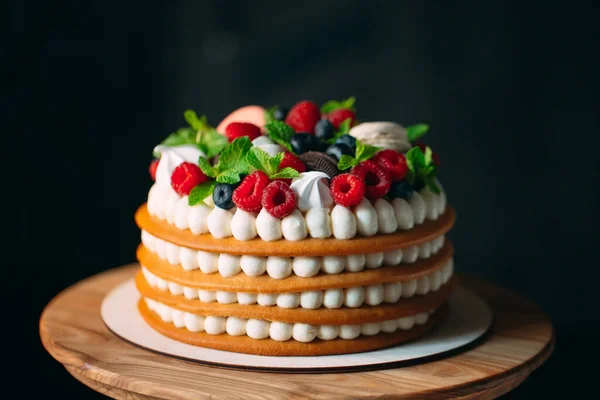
[[40, 264, 554, 399]]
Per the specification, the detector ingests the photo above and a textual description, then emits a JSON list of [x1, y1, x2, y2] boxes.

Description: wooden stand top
[[40, 264, 555, 400]]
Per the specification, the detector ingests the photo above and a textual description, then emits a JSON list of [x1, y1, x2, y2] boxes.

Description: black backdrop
[[6, 0, 599, 398]]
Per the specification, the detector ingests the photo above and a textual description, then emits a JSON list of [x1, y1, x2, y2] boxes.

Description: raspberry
[[351, 160, 392, 200], [261, 181, 297, 218], [170, 162, 208, 196], [224, 122, 262, 142], [232, 171, 269, 212], [330, 173, 366, 207], [374, 149, 408, 181], [149, 159, 159, 181], [326, 108, 356, 129], [284, 100, 321, 134]]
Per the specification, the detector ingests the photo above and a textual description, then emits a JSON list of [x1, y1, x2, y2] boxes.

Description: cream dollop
[[290, 171, 334, 212], [251, 136, 285, 157], [231, 209, 258, 241], [153, 144, 206, 185]]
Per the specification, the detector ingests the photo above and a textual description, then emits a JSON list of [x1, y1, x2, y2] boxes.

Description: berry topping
[[149, 159, 159, 181], [224, 122, 262, 143], [279, 152, 306, 173], [212, 183, 236, 209], [273, 107, 288, 121], [297, 151, 341, 178], [325, 143, 354, 161], [232, 171, 270, 212], [330, 173, 366, 207], [290, 132, 322, 154], [314, 119, 335, 141], [261, 180, 298, 218], [171, 162, 209, 196], [326, 108, 356, 129], [350, 160, 392, 200], [388, 180, 414, 200], [284, 100, 321, 134], [374, 149, 408, 181], [335, 134, 356, 151]]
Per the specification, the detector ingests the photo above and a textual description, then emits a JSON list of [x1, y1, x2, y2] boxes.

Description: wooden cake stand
[[39, 264, 554, 399]]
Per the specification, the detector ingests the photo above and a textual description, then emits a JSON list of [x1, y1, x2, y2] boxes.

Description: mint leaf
[[264, 105, 278, 125], [216, 170, 243, 184], [198, 129, 228, 158], [338, 155, 358, 170], [270, 167, 300, 179], [321, 96, 356, 114], [198, 156, 217, 178], [184, 110, 209, 131], [326, 118, 354, 144], [247, 147, 277, 176], [355, 140, 379, 162], [406, 123, 430, 142], [188, 181, 216, 206], [424, 146, 433, 166], [265, 120, 295, 152], [405, 146, 426, 173], [424, 175, 441, 194], [217, 136, 251, 173]]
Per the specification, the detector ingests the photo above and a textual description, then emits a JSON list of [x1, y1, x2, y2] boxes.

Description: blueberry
[[335, 134, 356, 151], [273, 107, 288, 121], [314, 119, 334, 141], [325, 143, 354, 161], [212, 183, 236, 209], [388, 180, 414, 200], [290, 133, 321, 154]]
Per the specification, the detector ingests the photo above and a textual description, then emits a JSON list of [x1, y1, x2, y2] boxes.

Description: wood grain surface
[[40, 264, 555, 400]]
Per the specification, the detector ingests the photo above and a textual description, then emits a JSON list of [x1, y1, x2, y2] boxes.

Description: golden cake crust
[[138, 299, 449, 356], [135, 203, 456, 256]]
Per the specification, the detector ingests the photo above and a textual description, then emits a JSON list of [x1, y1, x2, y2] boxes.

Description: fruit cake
[[134, 97, 456, 356]]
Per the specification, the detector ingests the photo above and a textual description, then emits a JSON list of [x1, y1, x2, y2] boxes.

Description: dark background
[[6, 0, 599, 398]]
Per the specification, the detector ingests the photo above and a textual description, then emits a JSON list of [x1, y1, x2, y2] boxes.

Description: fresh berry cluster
[[151, 98, 441, 222]]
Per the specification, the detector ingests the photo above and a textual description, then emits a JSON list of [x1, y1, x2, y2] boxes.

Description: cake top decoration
[[149, 97, 441, 218]]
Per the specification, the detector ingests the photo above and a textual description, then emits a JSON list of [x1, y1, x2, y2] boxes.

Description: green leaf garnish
[[247, 148, 299, 179], [216, 170, 243, 184], [158, 110, 227, 158], [198, 156, 217, 178], [188, 181, 216, 206], [217, 136, 251, 173], [405, 146, 440, 194], [321, 96, 356, 114], [336, 139, 380, 170], [265, 120, 295, 152], [406, 123, 430, 142], [264, 105, 278, 125], [326, 118, 353, 145], [270, 167, 300, 180]]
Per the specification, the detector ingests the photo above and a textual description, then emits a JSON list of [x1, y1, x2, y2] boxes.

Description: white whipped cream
[[145, 297, 438, 341], [141, 230, 446, 278], [290, 171, 334, 212], [141, 258, 454, 309], [146, 181, 447, 240], [251, 136, 285, 157], [153, 144, 206, 185]]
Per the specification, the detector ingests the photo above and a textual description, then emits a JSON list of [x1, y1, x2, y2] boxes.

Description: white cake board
[[101, 279, 493, 372]]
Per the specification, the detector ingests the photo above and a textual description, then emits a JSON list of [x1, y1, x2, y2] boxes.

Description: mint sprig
[[188, 181, 216, 206], [326, 118, 352, 145], [406, 123, 430, 143], [265, 120, 295, 152], [337, 140, 380, 170], [321, 96, 356, 114], [246, 147, 300, 180], [197, 136, 252, 183], [264, 105, 278, 125], [405, 146, 440, 194], [158, 110, 227, 158]]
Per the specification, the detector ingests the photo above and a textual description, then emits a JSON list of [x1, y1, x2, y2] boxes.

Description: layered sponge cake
[[134, 98, 456, 356]]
